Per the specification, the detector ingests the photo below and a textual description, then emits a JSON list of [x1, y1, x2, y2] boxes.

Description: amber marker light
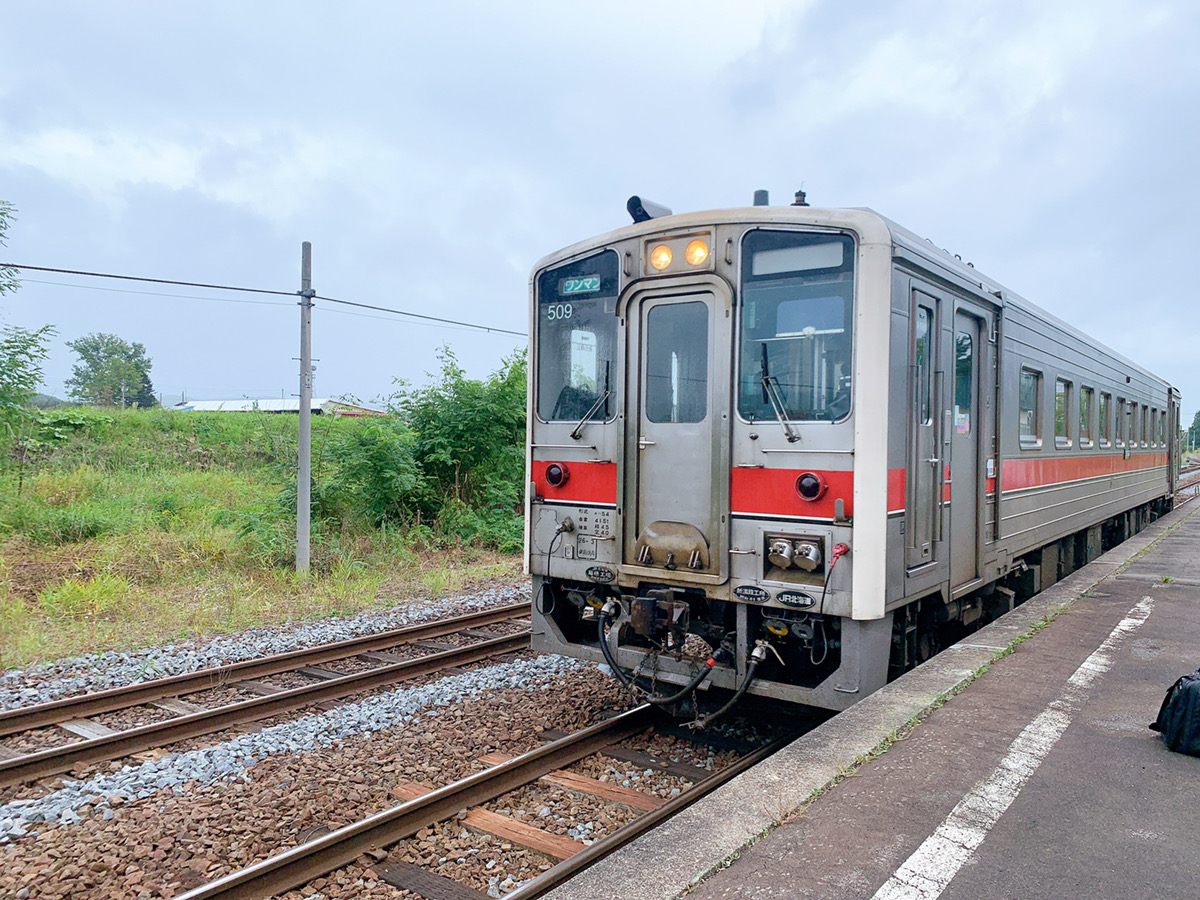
[[685, 239, 709, 266], [650, 244, 673, 270]]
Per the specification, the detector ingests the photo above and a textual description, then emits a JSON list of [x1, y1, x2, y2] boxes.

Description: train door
[[623, 285, 731, 579], [950, 309, 984, 588], [906, 289, 941, 570]]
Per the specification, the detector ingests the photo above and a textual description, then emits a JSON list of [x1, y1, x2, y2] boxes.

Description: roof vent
[[753, 189, 769, 206], [792, 189, 809, 207]]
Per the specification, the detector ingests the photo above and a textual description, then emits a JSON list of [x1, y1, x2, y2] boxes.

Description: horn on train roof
[[627, 196, 673, 223]]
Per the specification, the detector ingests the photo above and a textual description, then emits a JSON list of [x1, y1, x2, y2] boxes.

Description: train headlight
[[650, 244, 673, 271], [685, 239, 709, 266]]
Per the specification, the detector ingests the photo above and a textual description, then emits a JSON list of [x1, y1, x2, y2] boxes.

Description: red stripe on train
[[531, 460, 617, 505], [1001, 453, 1168, 490]]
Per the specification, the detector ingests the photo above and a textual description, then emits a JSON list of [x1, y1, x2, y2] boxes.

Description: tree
[[0, 324, 56, 427], [0, 200, 19, 297], [65, 332, 158, 408], [1, 201, 56, 433]]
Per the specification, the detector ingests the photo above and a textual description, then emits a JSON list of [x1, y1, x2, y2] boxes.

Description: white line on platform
[[870, 595, 1155, 900]]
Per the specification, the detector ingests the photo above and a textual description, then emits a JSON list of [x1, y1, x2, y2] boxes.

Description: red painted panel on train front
[[531, 460, 617, 505], [731, 468, 855, 519]]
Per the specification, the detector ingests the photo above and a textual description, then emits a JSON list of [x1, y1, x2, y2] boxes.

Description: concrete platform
[[545, 500, 1200, 900]]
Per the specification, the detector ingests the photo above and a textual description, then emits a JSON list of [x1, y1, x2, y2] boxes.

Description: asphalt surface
[[547, 500, 1200, 900]]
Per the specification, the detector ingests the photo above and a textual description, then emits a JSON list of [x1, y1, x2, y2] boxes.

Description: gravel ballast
[[0, 652, 586, 843], [0, 584, 529, 710]]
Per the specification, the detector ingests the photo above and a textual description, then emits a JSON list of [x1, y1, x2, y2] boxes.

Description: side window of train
[[1055, 378, 1072, 448], [1116, 398, 1127, 446], [1099, 392, 1112, 447], [1019, 368, 1041, 447], [1129, 401, 1139, 446], [1079, 386, 1094, 447], [1142, 405, 1150, 447]]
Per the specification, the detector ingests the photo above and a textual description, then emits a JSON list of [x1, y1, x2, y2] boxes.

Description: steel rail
[[0, 602, 530, 737], [175, 705, 657, 900], [503, 730, 796, 899], [0, 632, 529, 789]]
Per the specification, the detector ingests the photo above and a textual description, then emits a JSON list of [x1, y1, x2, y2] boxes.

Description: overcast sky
[[1, 0, 1197, 418]]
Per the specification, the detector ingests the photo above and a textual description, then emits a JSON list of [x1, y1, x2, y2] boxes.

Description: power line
[[3, 261, 529, 338], [21, 278, 294, 308], [316, 293, 526, 337], [1, 262, 296, 297]]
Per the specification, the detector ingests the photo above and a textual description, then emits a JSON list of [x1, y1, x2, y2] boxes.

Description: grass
[[0, 407, 525, 670]]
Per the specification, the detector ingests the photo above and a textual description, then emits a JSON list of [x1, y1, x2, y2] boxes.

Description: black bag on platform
[[1150, 669, 1200, 756]]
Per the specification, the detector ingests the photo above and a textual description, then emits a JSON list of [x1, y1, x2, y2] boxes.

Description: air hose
[[691, 642, 769, 729], [596, 601, 715, 705]]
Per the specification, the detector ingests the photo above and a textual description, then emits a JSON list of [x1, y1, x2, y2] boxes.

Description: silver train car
[[526, 195, 1179, 718]]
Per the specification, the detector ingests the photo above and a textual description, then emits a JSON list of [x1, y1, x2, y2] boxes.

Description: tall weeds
[[0, 352, 528, 667]]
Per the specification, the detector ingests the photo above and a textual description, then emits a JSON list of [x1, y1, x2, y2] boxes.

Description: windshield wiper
[[570, 362, 610, 441], [760, 344, 800, 443]]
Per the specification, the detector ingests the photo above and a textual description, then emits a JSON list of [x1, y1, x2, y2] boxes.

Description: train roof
[[532, 205, 1175, 394]]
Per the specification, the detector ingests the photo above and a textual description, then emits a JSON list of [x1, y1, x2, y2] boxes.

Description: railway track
[[174, 705, 795, 900], [0, 603, 531, 790]]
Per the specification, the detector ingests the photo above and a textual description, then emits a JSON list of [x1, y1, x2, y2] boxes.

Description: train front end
[[526, 204, 896, 716]]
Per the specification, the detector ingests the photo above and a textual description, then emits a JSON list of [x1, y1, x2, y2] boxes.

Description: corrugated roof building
[[171, 399, 384, 416]]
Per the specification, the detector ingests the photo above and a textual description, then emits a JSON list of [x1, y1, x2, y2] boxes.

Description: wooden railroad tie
[[387, 750, 664, 863], [476, 751, 666, 812]]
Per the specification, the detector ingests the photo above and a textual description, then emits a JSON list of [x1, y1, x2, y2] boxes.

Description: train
[[525, 192, 1179, 722]]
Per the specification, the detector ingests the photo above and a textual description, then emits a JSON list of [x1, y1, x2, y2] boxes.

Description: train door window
[[1149, 407, 1157, 446], [1129, 402, 1138, 446], [1079, 387, 1094, 447], [1161, 410, 1168, 447], [1142, 405, 1149, 447], [645, 301, 708, 423], [1099, 392, 1112, 446], [1019, 368, 1041, 447], [954, 327, 972, 434], [916, 306, 933, 425], [1055, 378, 1072, 448], [1116, 398, 1126, 447]]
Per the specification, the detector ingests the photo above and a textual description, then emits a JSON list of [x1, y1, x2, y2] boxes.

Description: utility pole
[[297, 242, 315, 574]]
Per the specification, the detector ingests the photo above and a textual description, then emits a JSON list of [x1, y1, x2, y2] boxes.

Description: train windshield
[[738, 230, 855, 423], [535, 250, 620, 422]]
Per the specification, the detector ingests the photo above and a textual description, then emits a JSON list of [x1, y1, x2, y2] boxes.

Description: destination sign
[[560, 275, 601, 295]]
